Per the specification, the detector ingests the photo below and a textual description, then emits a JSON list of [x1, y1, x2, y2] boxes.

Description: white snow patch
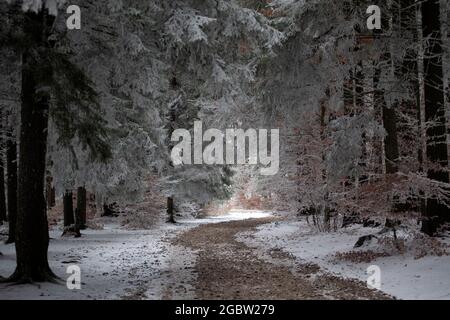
[[239, 219, 450, 300], [199, 209, 273, 223]]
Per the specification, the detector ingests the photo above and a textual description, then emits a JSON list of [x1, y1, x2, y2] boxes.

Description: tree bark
[[62, 190, 81, 237], [421, 0, 450, 235], [10, 9, 56, 282], [74, 207, 82, 238], [63, 191, 74, 227], [0, 110, 6, 224], [167, 196, 176, 223], [5, 131, 17, 244], [46, 175, 53, 209], [0, 146, 6, 225], [0, 169, 5, 224], [50, 187, 55, 207], [320, 97, 331, 230], [373, 57, 400, 176], [76, 186, 87, 229], [383, 1, 400, 175]]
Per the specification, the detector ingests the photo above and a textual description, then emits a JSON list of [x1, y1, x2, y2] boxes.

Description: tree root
[[1, 267, 61, 285], [62, 225, 81, 238]]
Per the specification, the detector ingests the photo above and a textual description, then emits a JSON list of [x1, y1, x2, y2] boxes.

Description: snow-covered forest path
[[1, 213, 391, 300], [162, 217, 390, 300]]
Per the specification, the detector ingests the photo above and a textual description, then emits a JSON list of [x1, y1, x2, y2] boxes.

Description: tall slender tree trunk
[[10, 10, 56, 282], [6, 130, 17, 244], [320, 95, 331, 230], [46, 175, 53, 209], [384, 1, 400, 175], [76, 186, 87, 230], [51, 187, 55, 207], [373, 58, 399, 176], [0, 118, 6, 224], [167, 197, 175, 223], [421, 0, 450, 235], [0, 165, 6, 224], [63, 191, 74, 227], [62, 190, 80, 237], [416, 5, 428, 219]]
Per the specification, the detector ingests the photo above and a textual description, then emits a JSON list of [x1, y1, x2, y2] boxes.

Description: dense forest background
[[0, 0, 448, 284]]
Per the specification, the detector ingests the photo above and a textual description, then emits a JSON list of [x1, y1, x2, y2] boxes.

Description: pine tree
[[1, 1, 110, 282], [420, 0, 450, 235]]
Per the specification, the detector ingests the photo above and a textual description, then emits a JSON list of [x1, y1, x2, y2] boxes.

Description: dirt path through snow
[[170, 217, 391, 300]]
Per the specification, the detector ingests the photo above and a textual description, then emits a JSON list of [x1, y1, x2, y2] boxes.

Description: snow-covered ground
[[239, 218, 450, 300], [0, 221, 184, 300], [0, 210, 272, 300], [3, 210, 447, 300]]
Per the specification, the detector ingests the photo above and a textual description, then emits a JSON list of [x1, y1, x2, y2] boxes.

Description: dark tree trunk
[[0, 173, 6, 224], [167, 197, 176, 223], [11, 10, 56, 282], [46, 175, 53, 209], [5, 132, 17, 244], [373, 11, 400, 176], [373, 56, 400, 175], [76, 187, 87, 229], [421, 0, 450, 236], [50, 187, 55, 207], [62, 190, 80, 237], [0, 110, 6, 224], [74, 207, 82, 238], [0, 148, 6, 225], [320, 98, 331, 230], [63, 191, 74, 227], [401, 0, 427, 219]]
